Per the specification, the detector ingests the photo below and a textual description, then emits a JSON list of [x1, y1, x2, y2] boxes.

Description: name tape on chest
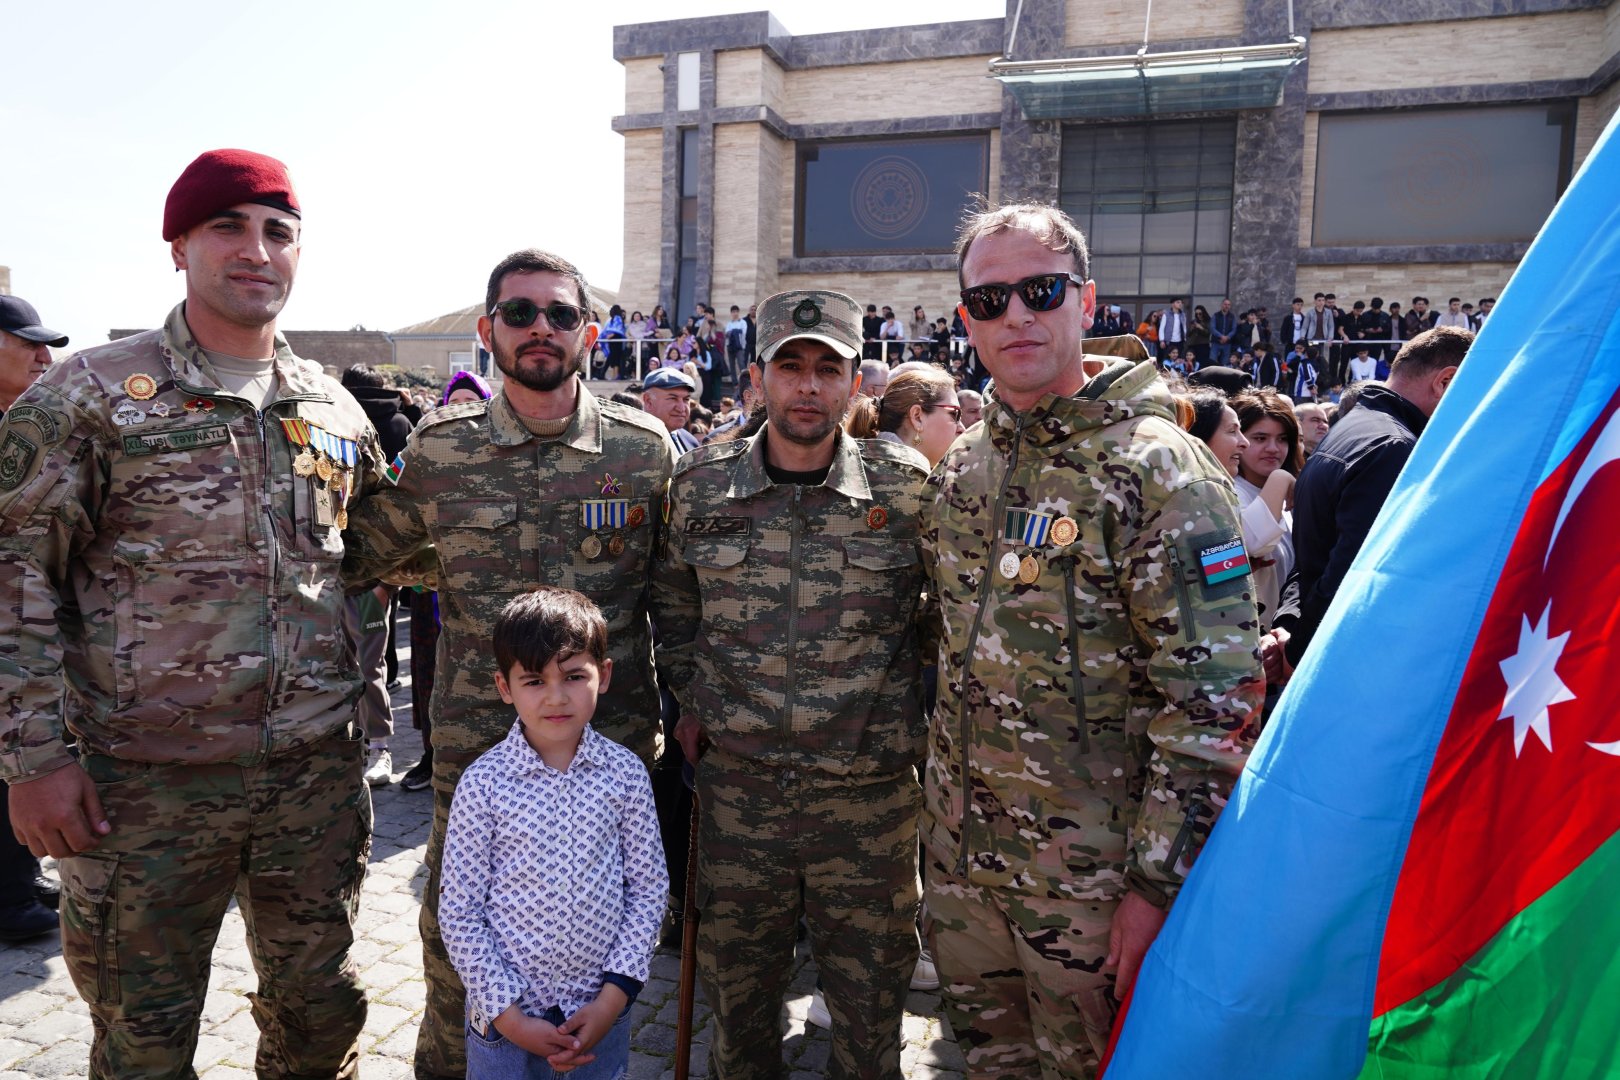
[[685, 516, 751, 536], [122, 425, 232, 456]]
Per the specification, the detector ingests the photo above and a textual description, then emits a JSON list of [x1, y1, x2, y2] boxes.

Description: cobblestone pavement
[[0, 625, 966, 1079]]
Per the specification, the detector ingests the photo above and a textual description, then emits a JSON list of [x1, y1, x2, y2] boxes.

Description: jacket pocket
[[59, 853, 121, 1005], [435, 500, 527, 590], [683, 538, 750, 572]]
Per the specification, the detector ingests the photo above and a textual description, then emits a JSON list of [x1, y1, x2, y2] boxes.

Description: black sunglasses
[[489, 298, 586, 332], [959, 272, 1087, 322]]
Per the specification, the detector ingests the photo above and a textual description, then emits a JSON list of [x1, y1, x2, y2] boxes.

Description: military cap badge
[[792, 299, 821, 329]]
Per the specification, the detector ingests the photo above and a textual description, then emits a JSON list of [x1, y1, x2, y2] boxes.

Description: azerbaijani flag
[[1102, 113, 1620, 1078]]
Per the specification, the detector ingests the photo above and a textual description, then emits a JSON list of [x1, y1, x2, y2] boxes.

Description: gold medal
[[336, 506, 349, 530], [123, 373, 158, 400], [1018, 555, 1041, 584], [315, 457, 334, 483], [1050, 516, 1079, 547], [327, 467, 343, 493], [581, 535, 603, 559], [608, 534, 625, 557], [293, 451, 316, 477], [998, 551, 1021, 580]]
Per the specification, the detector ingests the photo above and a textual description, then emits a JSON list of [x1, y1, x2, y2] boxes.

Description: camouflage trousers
[[57, 727, 372, 1080], [342, 585, 396, 741], [923, 853, 1118, 1080], [416, 746, 480, 1079], [696, 752, 921, 1080]]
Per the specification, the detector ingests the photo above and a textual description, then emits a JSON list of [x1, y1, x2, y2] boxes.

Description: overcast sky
[[2, 0, 1001, 352]]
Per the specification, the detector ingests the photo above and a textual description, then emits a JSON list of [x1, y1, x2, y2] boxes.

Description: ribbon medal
[[998, 551, 1021, 580], [281, 418, 317, 477], [1003, 509, 1053, 547], [1050, 516, 1079, 547]]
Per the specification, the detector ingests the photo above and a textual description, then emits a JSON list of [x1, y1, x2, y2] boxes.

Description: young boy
[[440, 587, 667, 1079]]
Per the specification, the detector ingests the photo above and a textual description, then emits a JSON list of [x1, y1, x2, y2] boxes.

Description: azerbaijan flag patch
[[1198, 537, 1250, 586]]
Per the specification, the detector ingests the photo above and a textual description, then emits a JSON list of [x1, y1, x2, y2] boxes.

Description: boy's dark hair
[[492, 587, 608, 678], [341, 364, 386, 389]]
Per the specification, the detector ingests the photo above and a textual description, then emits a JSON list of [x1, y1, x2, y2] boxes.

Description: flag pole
[[674, 792, 702, 1080]]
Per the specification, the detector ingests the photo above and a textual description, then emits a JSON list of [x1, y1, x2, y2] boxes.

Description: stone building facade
[[614, 0, 1620, 325]]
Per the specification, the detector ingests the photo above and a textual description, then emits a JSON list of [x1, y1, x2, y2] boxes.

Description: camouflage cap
[[756, 289, 862, 365]]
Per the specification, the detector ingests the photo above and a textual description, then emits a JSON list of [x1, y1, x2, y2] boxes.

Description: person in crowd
[[879, 305, 906, 363], [908, 305, 930, 345], [642, 366, 701, 454], [858, 357, 890, 400], [1236, 307, 1270, 354], [0, 294, 69, 944], [601, 304, 628, 379], [1286, 326, 1472, 667], [1157, 297, 1187, 360], [1348, 346, 1378, 382], [725, 304, 749, 384], [341, 248, 675, 1079], [1361, 297, 1393, 363], [1230, 389, 1302, 631], [1285, 341, 1316, 401], [957, 388, 984, 429], [1136, 308, 1160, 350], [924, 202, 1262, 1078], [0, 148, 381, 1076], [1436, 296, 1471, 330], [1212, 297, 1239, 365], [440, 588, 665, 1080], [846, 364, 965, 467], [660, 342, 685, 370], [1188, 303, 1212, 369], [1251, 341, 1283, 391], [652, 289, 932, 1080], [932, 316, 953, 360], [1294, 400, 1331, 458], [1403, 296, 1437, 340], [650, 304, 673, 344], [862, 303, 883, 361], [627, 309, 652, 378]]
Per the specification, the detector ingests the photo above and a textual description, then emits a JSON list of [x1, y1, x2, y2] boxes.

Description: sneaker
[[910, 950, 941, 991], [399, 757, 433, 792], [807, 989, 831, 1030], [32, 871, 60, 911], [364, 747, 393, 787], [0, 899, 57, 945]]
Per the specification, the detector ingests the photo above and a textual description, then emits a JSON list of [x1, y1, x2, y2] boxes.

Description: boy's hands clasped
[[552, 983, 630, 1070], [491, 1004, 591, 1069]]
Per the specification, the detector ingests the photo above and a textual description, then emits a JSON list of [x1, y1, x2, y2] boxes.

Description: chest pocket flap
[[683, 538, 750, 570], [439, 499, 518, 530], [842, 537, 919, 571]]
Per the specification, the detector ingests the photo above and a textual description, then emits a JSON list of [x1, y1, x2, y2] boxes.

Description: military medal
[[1018, 555, 1040, 584], [867, 507, 888, 530], [581, 535, 603, 559], [281, 418, 318, 477], [149, 402, 172, 419], [999, 551, 1021, 580], [336, 506, 349, 530], [627, 504, 646, 528], [315, 456, 334, 483], [1050, 516, 1079, 547], [600, 472, 623, 496], [123, 373, 158, 401], [608, 534, 625, 557], [293, 451, 316, 477], [1003, 508, 1053, 547], [112, 401, 146, 427], [183, 396, 215, 412]]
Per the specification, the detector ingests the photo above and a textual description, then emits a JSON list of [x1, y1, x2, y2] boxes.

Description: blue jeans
[[466, 1005, 631, 1080]]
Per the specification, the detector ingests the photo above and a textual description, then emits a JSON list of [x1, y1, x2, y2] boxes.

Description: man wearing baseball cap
[[642, 365, 701, 453], [651, 289, 932, 1079], [0, 296, 67, 414], [0, 149, 383, 1078]]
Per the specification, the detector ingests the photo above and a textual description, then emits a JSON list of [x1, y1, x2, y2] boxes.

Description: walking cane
[[674, 791, 702, 1080]]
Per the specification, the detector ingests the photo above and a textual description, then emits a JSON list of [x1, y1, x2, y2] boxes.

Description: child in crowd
[[440, 588, 667, 1079]]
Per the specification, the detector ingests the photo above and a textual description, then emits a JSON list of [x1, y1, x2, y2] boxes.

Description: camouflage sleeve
[[339, 429, 432, 590], [0, 384, 103, 781], [647, 480, 701, 704], [916, 466, 945, 668], [1121, 475, 1264, 906]]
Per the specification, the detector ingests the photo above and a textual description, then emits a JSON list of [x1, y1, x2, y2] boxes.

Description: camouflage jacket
[[921, 347, 1263, 905], [341, 383, 674, 763], [651, 427, 931, 777], [0, 304, 385, 781]]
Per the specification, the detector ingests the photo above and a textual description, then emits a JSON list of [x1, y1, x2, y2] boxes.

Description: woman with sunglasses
[[845, 366, 965, 467]]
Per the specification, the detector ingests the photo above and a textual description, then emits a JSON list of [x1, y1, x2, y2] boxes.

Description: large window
[[796, 134, 989, 257], [675, 128, 699, 321], [1311, 104, 1574, 247], [1059, 120, 1236, 304]]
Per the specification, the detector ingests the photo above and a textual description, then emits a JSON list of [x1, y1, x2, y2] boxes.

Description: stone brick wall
[[776, 270, 962, 326], [781, 56, 999, 125], [1308, 11, 1605, 95], [716, 48, 787, 112], [1575, 84, 1620, 166], [619, 130, 665, 313], [1294, 261, 1516, 307], [624, 57, 664, 115], [1064, 0, 1244, 48], [710, 123, 785, 308]]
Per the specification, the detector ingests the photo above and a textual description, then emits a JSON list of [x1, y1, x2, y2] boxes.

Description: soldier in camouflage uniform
[[0, 150, 381, 1078], [651, 289, 931, 1080], [340, 249, 674, 1080], [921, 205, 1264, 1079]]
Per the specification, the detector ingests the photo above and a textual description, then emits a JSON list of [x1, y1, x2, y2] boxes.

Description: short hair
[[1370, 297, 1384, 309], [1293, 297, 1305, 304], [1448, 297, 1461, 305], [1352, 301, 1365, 310], [956, 202, 1090, 286], [1337, 380, 1379, 417], [341, 364, 386, 390], [859, 359, 890, 384], [1480, 297, 1495, 306], [492, 587, 607, 679], [1231, 387, 1304, 475], [608, 390, 644, 410], [846, 366, 957, 439], [484, 249, 592, 317], [1412, 296, 1425, 306], [1313, 292, 1326, 300], [1180, 387, 1231, 444], [1391, 325, 1472, 379]]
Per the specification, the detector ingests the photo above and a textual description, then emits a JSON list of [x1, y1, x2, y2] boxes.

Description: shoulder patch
[[1189, 529, 1251, 599], [417, 398, 490, 432]]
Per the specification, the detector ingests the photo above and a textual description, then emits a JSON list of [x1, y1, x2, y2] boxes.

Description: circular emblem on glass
[[851, 156, 930, 240], [792, 299, 822, 329]]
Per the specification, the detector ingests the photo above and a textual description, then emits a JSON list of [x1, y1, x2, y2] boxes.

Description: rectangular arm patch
[[1198, 537, 1250, 586]]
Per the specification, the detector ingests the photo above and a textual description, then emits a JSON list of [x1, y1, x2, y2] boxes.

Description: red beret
[[163, 149, 301, 242]]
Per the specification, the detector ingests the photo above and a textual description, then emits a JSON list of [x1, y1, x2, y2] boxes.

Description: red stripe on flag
[[1375, 386, 1620, 1014]]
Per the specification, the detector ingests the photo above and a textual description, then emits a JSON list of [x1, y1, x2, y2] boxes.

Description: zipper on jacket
[[954, 413, 1027, 877], [257, 407, 281, 755], [1060, 559, 1091, 755], [1162, 791, 1206, 873], [1166, 545, 1198, 638], [782, 485, 803, 740]]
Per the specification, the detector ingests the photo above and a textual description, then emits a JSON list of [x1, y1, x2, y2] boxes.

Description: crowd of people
[[0, 146, 1484, 1080]]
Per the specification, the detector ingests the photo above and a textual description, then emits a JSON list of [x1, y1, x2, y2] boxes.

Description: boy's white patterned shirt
[[440, 721, 668, 1029]]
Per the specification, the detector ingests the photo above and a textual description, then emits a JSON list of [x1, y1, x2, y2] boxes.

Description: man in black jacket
[[1285, 326, 1472, 666]]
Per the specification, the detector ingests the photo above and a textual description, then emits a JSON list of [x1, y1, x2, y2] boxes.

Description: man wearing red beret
[[0, 149, 384, 1079]]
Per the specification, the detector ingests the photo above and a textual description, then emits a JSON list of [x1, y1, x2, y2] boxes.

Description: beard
[[767, 399, 840, 447], [495, 335, 583, 392]]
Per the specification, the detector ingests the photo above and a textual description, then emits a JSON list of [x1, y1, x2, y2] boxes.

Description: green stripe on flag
[[1204, 564, 1247, 586], [1359, 829, 1620, 1079]]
